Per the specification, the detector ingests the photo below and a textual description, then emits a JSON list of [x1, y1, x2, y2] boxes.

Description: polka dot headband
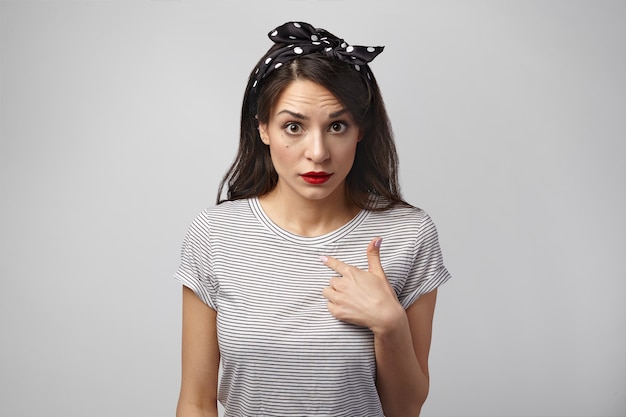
[[249, 21, 384, 113]]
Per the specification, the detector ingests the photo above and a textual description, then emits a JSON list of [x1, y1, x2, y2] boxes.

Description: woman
[[175, 21, 451, 417]]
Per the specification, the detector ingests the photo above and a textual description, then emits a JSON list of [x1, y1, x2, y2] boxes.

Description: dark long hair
[[217, 43, 409, 211]]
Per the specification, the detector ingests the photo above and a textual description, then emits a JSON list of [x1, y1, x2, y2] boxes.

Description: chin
[[300, 186, 344, 202]]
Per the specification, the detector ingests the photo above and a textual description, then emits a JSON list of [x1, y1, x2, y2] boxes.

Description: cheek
[[337, 142, 358, 158], [268, 144, 294, 165]]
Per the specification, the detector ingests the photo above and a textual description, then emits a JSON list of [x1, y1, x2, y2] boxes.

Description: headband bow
[[250, 21, 384, 91]]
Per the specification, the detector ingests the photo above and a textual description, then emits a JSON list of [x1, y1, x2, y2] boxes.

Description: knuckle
[[332, 305, 345, 318], [343, 265, 357, 275], [332, 279, 345, 290]]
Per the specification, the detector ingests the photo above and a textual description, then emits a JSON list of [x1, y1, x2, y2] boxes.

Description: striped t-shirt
[[175, 197, 451, 416]]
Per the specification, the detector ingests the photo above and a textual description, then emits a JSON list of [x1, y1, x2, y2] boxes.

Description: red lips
[[301, 172, 333, 184]]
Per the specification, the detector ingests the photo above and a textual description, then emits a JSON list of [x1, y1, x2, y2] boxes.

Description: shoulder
[[368, 197, 430, 226], [366, 199, 441, 244], [186, 199, 254, 233], [195, 198, 252, 220]]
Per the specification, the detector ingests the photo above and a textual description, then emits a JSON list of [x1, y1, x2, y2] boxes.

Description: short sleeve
[[173, 210, 218, 310], [397, 211, 451, 309]]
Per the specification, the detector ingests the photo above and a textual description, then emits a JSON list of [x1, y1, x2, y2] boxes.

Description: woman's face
[[258, 79, 362, 206]]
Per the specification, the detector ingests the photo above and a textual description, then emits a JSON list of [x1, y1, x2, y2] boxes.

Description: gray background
[[1, 1, 624, 416]]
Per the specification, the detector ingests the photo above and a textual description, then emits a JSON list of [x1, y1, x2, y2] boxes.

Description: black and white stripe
[[175, 197, 451, 416]]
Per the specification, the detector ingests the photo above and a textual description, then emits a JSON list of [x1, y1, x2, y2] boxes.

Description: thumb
[[367, 237, 385, 277]]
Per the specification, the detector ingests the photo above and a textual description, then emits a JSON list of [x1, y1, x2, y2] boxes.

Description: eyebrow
[[276, 109, 349, 119]]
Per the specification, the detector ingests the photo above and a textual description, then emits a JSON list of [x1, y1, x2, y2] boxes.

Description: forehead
[[273, 79, 344, 114]]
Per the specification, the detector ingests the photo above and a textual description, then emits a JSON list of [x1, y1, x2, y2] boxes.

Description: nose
[[304, 130, 330, 163]]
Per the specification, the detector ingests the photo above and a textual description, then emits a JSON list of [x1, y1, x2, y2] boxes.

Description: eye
[[284, 122, 303, 135], [329, 121, 348, 133]]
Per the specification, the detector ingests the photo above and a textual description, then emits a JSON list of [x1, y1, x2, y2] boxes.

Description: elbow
[[395, 382, 430, 417], [383, 403, 423, 417], [383, 391, 428, 417]]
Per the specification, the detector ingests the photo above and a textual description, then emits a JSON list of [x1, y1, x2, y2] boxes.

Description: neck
[[258, 186, 360, 237]]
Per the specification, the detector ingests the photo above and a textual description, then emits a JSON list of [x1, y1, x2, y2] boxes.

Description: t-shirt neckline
[[248, 197, 370, 246]]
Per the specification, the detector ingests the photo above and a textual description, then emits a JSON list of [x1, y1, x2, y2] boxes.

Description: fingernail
[[319, 255, 328, 264], [374, 238, 383, 248]]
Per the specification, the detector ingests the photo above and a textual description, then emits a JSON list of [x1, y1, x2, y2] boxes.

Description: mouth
[[300, 172, 333, 185]]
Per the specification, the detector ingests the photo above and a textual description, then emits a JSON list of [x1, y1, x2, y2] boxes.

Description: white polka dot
[[312, 41, 320, 45], [254, 68, 259, 74], [311, 35, 318, 41], [271, 30, 278, 37], [294, 47, 303, 54], [253, 80, 258, 87], [346, 45, 354, 52], [265, 57, 272, 64], [367, 47, 375, 53], [293, 22, 301, 28], [289, 35, 296, 40], [274, 62, 283, 69], [325, 47, 332, 52], [355, 65, 360, 71], [341, 42, 347, 48]]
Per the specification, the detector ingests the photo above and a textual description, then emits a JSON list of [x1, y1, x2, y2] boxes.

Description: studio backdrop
[[1, 1, 624, 416]]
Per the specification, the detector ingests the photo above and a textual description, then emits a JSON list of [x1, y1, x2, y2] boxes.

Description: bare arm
[[176, 286, 220, 417], [374, 289, 437, 417], [321, 238, 438, 417]]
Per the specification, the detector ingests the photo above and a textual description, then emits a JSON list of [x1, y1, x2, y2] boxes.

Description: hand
[[320, 237, 405, 334]]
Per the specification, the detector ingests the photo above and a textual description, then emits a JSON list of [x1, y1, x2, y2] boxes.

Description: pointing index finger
[[319, 255, 349, 275]]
